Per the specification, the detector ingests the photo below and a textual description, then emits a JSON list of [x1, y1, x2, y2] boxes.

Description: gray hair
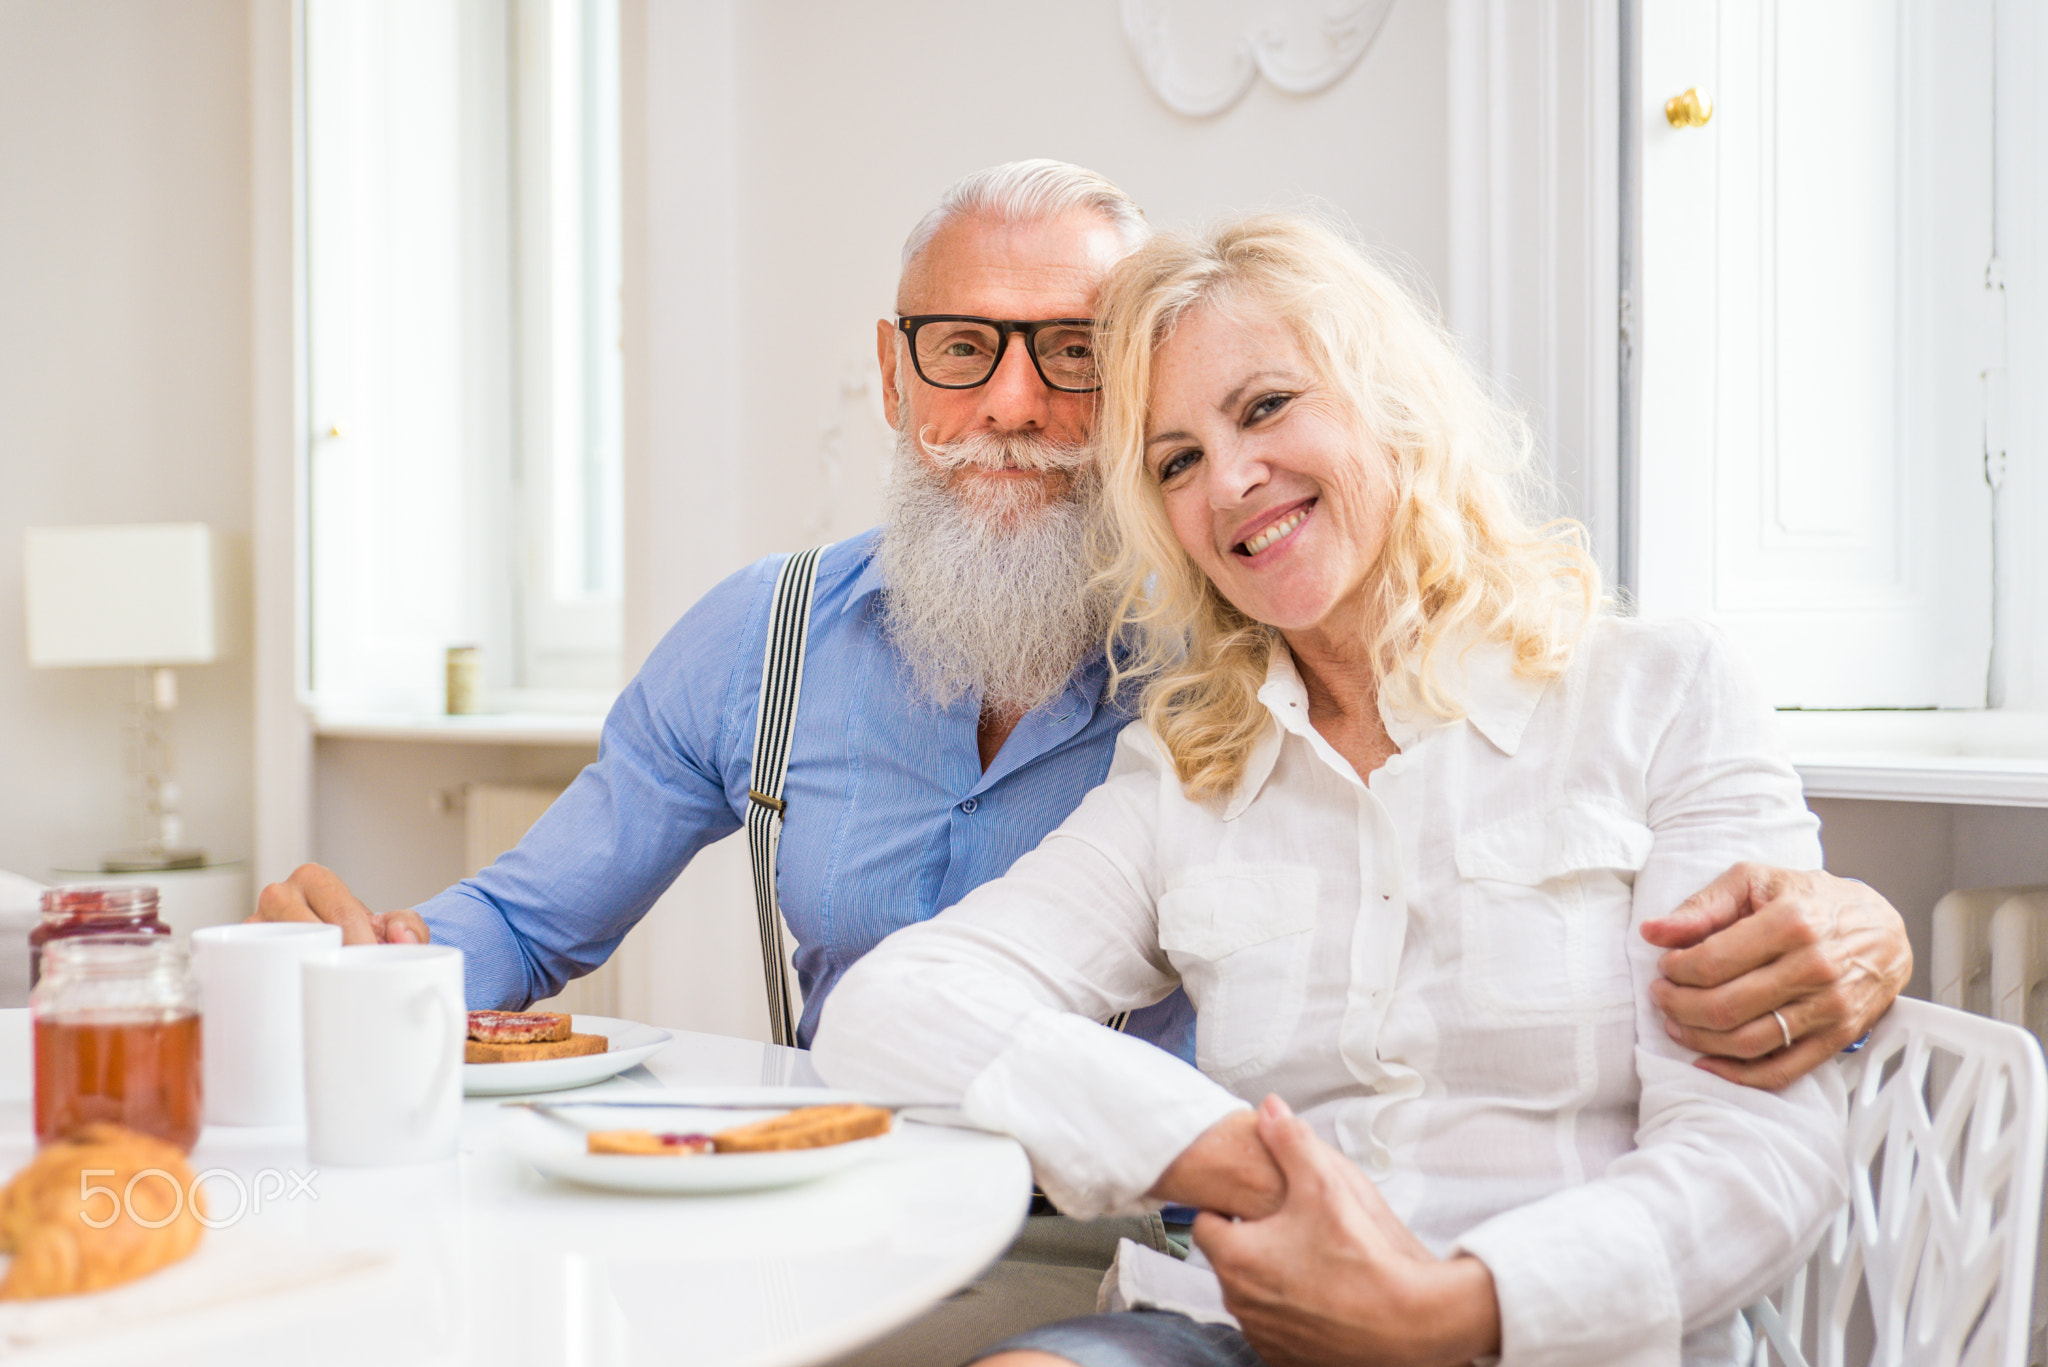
[[900, 159, 1150, 274]]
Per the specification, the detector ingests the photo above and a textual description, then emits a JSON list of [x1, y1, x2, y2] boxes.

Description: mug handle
[[414, 983, 460, 1127]]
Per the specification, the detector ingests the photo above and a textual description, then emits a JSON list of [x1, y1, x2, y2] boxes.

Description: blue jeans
[[974, 1310, 1267, 1367]]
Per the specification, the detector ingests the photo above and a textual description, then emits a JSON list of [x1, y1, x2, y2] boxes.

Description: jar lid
[[40, 884, 160, 918]]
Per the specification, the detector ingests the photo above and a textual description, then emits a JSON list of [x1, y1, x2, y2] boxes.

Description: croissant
[[0, 1123, 205, 1298]]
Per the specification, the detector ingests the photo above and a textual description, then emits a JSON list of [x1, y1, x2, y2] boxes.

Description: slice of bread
[[711, 1104, 892, 1153], [465, 1031, 608, 1064], [467, 1010, 572, 1044], [586, 1129, 712, 1156]]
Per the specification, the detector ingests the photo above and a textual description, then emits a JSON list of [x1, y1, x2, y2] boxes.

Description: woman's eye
[[1157, 449, 1199, 483], [1247, 392, 1292, 423]]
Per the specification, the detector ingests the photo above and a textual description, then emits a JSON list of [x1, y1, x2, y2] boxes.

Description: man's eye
[[942, 339, 989, 357]]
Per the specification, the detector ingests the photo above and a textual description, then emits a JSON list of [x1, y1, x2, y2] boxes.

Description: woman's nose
[[1204, 439, 1269, 508]]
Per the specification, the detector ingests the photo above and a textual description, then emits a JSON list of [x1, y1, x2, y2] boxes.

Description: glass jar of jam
[[30, 884, 170, 988], [32, 935, 203, 1152]]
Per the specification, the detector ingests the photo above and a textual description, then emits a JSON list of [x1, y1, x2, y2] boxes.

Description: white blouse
[[813, 617, 1848, 1367]]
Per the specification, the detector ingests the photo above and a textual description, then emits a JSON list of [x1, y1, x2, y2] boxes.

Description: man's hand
[[1643, 863, 1912, 1089], [1146, 1108, 1287, 1220], [1195, 1096, 1499, 1367], [252, 863, 430, 947]]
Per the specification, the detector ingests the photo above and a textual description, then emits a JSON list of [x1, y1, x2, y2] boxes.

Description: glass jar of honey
[[32, 936, 203, 1152], [30, 885, 170, 989]]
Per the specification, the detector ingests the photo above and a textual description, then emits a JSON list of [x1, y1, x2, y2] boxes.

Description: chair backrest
[[1745, 996, 2048, 1367]]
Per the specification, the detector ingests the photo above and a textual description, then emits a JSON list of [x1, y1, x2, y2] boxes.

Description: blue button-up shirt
[[420, 530, 1195, 1056]]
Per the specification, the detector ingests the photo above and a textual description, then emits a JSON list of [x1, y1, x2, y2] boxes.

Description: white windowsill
[[1782, 711, 2048, 807], [305, 703, 2048, 797], [310, 694, 612, 746]]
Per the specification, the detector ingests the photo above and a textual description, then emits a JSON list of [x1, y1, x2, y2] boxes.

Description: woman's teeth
[[1240, 508, 1308, 556]]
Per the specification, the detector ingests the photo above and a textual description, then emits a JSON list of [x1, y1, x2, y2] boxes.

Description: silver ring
[[1771, 1009, 1793, 1051]]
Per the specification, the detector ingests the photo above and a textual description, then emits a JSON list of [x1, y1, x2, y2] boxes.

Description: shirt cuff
[[1454, 1183, 1681, 1367], [962, 1009, 1247, 1218]]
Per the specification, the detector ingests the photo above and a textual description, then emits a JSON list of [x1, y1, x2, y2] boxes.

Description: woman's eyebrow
[[1218, 371, 1295, 413], [1145, 429, 1191, 450]]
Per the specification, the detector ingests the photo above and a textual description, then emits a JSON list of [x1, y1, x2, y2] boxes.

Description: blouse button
[[960, 798, 978, 814]]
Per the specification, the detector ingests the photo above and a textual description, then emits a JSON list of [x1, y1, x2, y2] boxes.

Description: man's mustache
[[914, 426, 1093, 475]]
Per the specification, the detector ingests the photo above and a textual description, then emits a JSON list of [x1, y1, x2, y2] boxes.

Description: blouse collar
[[1223, 633, 1550, 820]]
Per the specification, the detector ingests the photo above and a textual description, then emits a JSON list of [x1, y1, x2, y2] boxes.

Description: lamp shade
[[24, 524, 220, 668]]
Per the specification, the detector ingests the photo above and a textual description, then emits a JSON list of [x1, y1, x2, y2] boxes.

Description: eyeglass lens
[[911, 320, 1098, 391]]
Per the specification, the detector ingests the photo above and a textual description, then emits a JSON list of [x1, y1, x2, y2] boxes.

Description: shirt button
[[960, 798, 978, 814]]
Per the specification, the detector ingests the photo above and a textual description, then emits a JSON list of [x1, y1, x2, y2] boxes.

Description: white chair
[[1744, 996, 2048, 1367]]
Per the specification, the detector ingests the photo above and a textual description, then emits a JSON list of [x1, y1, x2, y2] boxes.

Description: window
[[305, 0, 621, 714], [1633, 0, 2002, 709]]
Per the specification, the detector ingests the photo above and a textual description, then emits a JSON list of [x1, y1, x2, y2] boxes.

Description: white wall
[[0, 0, 256, 881]]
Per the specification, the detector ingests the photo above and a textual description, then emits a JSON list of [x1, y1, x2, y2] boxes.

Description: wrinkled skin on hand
[[1146, 1107, 1286, 1220], [1642, 864, 1913, 1089], [1195, 1096, 1500, 1367]]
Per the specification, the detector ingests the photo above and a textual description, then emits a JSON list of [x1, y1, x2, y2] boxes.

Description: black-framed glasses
[[896, 315, 1100, 393]]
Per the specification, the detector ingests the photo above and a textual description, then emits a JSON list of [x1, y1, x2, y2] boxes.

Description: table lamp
[[23, 524, 222, 872]]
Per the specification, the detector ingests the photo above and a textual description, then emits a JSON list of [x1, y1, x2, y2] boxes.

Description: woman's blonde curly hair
[[1090, 213, 1602, 803]]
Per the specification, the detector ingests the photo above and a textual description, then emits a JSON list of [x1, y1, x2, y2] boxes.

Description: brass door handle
[[1665, 87, 1713, 128]]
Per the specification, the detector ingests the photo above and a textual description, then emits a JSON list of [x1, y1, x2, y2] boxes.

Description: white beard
[[877, 425, 1111, 718]]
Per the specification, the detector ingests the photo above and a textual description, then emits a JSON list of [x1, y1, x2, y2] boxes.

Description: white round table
[[0, 1012, 1031, 1366]]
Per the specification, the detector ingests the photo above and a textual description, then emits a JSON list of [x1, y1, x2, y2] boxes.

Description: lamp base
[[101, 847, 207, 874]]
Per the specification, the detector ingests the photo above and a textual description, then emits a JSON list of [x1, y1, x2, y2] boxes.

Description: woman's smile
[[1232, 499, 1315, 558]]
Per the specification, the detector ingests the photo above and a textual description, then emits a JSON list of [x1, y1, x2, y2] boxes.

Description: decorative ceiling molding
[[1121, 0, 1396, 118]]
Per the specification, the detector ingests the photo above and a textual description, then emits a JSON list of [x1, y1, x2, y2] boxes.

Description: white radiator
[[465, 782, 622, 1019], [1934, 884, 2048, 1367]]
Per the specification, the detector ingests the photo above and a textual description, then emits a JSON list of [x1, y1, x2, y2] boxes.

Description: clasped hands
[[1148, 1096, 1499, 1367]]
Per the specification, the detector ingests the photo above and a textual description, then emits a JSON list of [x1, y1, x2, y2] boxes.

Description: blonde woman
[[813, 215, 1846, 1367]]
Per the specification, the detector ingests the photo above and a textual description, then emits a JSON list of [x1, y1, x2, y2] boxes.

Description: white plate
[[462, 1014, 672, 1096], [500, 1089, 895, 1194]]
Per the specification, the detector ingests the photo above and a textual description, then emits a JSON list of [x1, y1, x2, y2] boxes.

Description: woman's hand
[[1195, 1096, 1500, 1367], [1146, 1109, 1286, 1219], [1642, 864, 1912, 1089]]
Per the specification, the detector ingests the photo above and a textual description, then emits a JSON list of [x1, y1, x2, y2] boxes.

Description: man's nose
[[974, 335, 1053, 431]]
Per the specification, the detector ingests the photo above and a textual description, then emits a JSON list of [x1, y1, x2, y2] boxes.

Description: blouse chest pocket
[[1453, 801, 1653, 1019], [1157, 865, 1319, 1084]]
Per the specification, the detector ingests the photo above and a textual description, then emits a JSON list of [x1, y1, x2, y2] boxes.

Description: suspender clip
[[748, 789, 786, 815]]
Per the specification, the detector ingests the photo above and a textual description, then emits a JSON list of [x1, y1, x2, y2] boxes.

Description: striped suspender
[[746, 546, 826, 1048]]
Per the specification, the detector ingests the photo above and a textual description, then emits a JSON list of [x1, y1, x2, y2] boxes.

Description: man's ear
[[876, 318, 903, 429]]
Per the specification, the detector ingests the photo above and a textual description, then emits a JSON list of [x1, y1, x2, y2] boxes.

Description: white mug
[[302, 944, 464, 1166], [192, 921, 343, 1125]]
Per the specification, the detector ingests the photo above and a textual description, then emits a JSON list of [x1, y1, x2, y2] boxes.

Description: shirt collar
[[839, 538, 891, 616], [1221, 633, 1548, 820]]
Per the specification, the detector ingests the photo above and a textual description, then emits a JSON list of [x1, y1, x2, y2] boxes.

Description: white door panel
[[1638, 0, 1994, 708]]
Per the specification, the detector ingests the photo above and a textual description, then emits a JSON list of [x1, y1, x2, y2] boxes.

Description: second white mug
[[302, 944, 464, 1166], [192, 921, 343, 1126]]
